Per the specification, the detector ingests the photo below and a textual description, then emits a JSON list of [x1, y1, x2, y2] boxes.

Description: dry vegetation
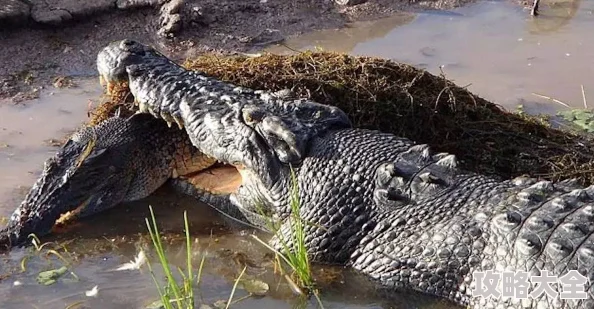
[[89, 51, 594, 185]]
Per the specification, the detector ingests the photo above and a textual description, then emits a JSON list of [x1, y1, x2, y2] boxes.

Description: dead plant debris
[[52, 76, 76, 89], [89, 51, 594, 185]]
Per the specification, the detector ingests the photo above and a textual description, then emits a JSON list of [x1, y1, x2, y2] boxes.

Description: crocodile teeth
[[436, 154, 458, 169], [138, 101, 149, 114], [172, 169, 179, 178], [173, 115, 184, 129], [160, 112, 176, 128], [148, 108, 159, 118]]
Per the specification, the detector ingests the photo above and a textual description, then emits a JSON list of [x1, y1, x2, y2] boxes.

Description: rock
[[55, 0, 115, 16], [158, 13, 182, 36], [158, 0, 184, 36], [157, 0, 215, 37], [187, 4, 215, 25], [335, 0, 367, 5], [0, 0, 31, 25], [28, 0, 116, 25], [31, 8, 72, 25], [160, 0, 183, 15], [116, 0, 165, 9]]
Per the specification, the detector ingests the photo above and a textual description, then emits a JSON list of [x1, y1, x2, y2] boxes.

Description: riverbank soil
[[1, 0, 487, 103]]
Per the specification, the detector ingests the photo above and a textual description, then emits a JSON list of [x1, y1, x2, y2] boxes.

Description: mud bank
[[0, 0, 486, 103]]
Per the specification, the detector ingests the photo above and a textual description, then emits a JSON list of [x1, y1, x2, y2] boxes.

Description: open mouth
[[181, 162, 244, 195], [100, 78, 245, 197]]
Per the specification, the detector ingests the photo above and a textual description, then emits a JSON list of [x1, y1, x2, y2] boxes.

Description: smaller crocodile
[[0, 113, 195, 247]]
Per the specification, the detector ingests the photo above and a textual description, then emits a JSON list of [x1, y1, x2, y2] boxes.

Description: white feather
[[115, 250, 147, 271], [85, 285, 99, 297]]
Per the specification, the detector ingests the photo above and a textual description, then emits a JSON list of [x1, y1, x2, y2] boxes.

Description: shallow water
[[1, 1, 594, 308], [0, 79, 102, 209], [1, 189, 412, 309], [267, 0, 594, 114]]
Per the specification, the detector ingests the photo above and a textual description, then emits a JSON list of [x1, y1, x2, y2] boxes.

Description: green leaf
[[573, 118, 589, 130], [573, 109, 594, 120], [557, 110, 576, 121]]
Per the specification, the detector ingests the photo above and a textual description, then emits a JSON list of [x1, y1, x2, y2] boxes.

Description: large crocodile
[[2, 39, 594, 309]]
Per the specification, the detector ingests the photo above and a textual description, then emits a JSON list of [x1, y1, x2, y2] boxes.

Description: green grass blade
[[226, 266, 247, 309], [145, 206, 184, 308], [196, 253, 206, 288], [183, 211, 194, 308]]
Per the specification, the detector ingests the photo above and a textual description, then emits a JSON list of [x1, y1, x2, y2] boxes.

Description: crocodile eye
[[242, 108, 264, 125]]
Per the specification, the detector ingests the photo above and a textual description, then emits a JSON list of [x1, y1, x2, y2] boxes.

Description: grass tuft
[[252, 165, 324, 307], [145, 206, 201, 309], [283, 166, 313, 289]]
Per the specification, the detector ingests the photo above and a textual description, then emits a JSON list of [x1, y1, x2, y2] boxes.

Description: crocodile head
[[96, 39, 354, 226], [97, 39, 174, 93], [0, 114, 185, 250], [163, 97, 354, 228]]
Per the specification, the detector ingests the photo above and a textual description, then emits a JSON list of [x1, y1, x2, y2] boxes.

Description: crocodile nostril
[[120, 39, 137, 51], [121, 39, 134, 46]]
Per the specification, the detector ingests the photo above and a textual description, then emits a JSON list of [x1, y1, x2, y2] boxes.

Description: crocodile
[[2, 39, 594, 309]]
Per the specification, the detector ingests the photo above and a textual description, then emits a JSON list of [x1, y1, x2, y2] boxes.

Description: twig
[[581, 84, 588, 109], [278, 43, 302, 54], [531, 0, 540, 16], [532, 92, 571, 108]]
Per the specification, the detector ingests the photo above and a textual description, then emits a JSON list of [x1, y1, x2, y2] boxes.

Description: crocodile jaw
[[180, 165, 243, 195]]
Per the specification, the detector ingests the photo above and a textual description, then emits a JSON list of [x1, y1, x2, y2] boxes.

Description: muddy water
[[268, 0, 594, 115], [2, 1, 593, 308], [0, 79, 102, 211]]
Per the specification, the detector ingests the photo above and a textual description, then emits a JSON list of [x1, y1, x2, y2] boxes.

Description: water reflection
[[527, 0, 582, 33], [268, 0, 594, 112]]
